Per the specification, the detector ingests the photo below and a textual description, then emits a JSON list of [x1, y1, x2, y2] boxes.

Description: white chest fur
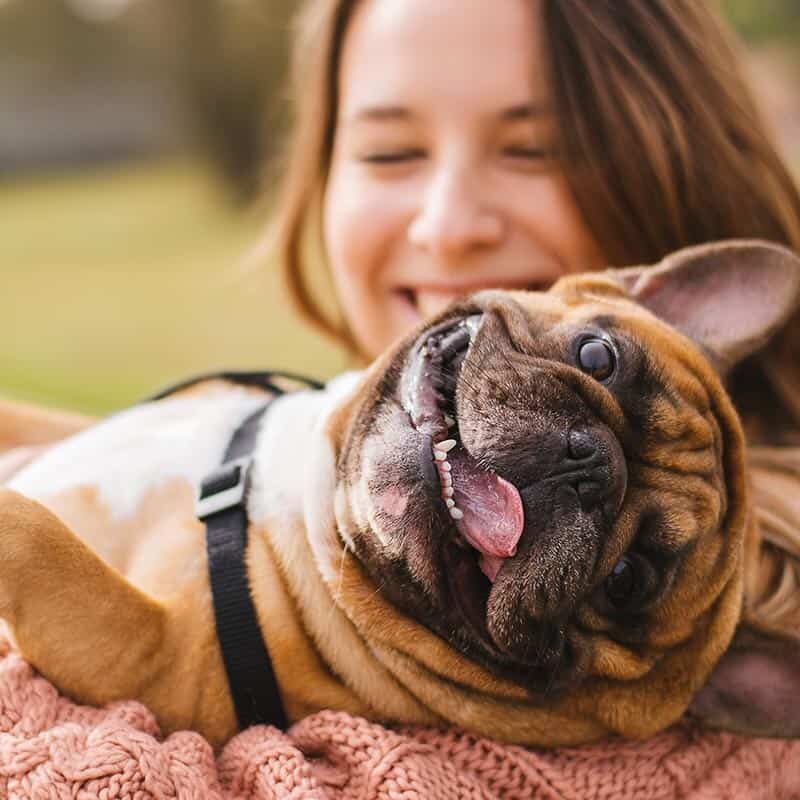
[[9, 373, 365, 525], [9, 387, 267, 519]]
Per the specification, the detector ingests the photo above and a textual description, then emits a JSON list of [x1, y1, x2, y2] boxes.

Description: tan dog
[[2, 240, 800, 748]]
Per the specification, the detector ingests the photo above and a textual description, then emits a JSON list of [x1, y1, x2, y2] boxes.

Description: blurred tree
[[0, 0, 162, 80], [0, 0, 185, 171], [166, 0, 294, 203], [0, 0, 293, 197]]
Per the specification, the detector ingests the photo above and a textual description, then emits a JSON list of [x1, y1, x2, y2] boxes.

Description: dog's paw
[[0, 489, 60, 621]]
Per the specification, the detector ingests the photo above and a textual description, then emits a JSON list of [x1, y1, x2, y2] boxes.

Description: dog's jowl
[[2, 240, 800, 746]]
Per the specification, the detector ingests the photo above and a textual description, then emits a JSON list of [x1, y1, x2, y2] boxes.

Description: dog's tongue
[[448, 451, 524, 582]]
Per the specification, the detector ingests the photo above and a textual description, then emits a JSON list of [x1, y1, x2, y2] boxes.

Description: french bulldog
[[2, 239, 800, 747]]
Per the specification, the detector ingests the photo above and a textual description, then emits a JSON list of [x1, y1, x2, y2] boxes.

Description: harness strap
[[142, 370, 322, 730], [197, 402, 288, 730]]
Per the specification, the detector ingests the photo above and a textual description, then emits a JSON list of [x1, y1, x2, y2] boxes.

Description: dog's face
[[334, 278, 740, 691], [327, 241, 800, 741]]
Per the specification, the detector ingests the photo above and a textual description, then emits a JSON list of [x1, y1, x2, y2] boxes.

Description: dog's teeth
[[443, 487, 454, 498], [442, 462, 452, 472], [446, 498, 455, 509], [445, 415, 456, 428], [450, 507, 464, 520], [442, 473, 452, 487], [436, 439, 457, 452], [434, 450, 447, 462]]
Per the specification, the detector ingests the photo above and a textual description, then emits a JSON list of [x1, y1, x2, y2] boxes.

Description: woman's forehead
[[337, 0, 550, 120]]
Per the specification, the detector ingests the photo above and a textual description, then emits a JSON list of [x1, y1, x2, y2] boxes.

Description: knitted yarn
[[1, 638, 798, 799]]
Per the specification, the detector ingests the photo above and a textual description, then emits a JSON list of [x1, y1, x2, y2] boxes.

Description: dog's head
[[327, 240, 800, 744]]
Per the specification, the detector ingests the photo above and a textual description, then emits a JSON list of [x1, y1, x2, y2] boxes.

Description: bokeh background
[[2, 0, 799, 415]]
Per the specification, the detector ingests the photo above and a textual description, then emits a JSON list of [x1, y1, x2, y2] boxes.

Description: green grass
[[0, 158, 347, 415]]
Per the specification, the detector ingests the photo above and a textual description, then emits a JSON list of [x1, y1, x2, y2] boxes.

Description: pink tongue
[[448, 451, 525, 583]]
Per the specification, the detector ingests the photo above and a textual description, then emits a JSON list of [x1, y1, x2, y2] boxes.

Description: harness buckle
[[196, 457, 252, 520]]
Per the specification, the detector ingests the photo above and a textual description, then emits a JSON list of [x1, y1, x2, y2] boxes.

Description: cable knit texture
[[1, 638, 799, 799]]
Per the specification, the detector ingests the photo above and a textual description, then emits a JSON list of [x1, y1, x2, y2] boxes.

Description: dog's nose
[[567, 426, 627, 517], [567, 428, 597, 460]]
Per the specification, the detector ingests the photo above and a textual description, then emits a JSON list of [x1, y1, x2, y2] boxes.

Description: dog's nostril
[[567, 428, 596, 460], [577, 480, 604, 511]]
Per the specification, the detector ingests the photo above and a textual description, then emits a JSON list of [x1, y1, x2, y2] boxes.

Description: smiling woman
[[271, 0, 800, 390]]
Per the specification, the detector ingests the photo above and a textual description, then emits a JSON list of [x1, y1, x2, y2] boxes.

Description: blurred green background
[[1, 0, 798, 415]]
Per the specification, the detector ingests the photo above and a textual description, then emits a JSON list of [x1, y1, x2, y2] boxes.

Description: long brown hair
[[269, 0, 800, 351]]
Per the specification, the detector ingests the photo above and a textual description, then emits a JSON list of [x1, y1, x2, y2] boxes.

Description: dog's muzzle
[[400, 315, 526, 581]]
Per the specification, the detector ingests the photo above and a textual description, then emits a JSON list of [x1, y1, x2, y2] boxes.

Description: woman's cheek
[[324, 170, 413, 354], [325, 170, 412, 293], [512, 172, 605, 270]]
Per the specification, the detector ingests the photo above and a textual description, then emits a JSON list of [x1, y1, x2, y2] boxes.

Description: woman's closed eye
[[359, 148, 426, 165], [501, 144, 558, 169]]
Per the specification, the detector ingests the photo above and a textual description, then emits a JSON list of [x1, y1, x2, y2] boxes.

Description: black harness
[[148, 370, 323, 730]]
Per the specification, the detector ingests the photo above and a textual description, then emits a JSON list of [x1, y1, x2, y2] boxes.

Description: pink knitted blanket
[[1, 638, 799, 799]]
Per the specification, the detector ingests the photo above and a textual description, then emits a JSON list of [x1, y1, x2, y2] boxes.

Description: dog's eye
[[577, 339, 615, 381], [605, 557, 639, 609]]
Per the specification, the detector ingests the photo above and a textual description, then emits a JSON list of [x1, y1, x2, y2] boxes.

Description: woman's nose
[[408, 170, 503, 259]]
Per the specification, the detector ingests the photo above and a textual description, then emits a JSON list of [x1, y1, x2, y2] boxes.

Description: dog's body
[[2, 241, 800, 747], [2, 373, 402, 743]]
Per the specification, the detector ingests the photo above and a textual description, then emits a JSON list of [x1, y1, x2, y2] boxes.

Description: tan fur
[[0, 261, 797, 747]]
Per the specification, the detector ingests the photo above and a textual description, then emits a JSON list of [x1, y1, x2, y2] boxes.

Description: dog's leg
[[0, 488, 169, 707]]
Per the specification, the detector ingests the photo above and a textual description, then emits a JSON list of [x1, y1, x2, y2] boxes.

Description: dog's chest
[[8, 386, 268, 587]]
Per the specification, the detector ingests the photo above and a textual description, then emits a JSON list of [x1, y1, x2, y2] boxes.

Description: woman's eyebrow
[[345, 105, 415, 124], [501, 103, 549, 120]]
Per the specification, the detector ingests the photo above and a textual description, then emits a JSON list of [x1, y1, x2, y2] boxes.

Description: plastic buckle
[[196, 457, 252, 520]]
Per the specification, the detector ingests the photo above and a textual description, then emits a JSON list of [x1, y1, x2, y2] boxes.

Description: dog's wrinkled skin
[[2, 240, 800, 747]]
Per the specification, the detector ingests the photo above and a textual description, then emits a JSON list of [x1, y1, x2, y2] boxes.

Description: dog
[[1, 239, 800, 748]]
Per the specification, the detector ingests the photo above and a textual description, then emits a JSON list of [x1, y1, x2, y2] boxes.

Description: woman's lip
[[394, 281, 548, 320], [397, 279, 546, 293]]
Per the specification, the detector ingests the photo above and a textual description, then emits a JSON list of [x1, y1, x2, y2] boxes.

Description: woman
[[272, 0, 799, 419], [270, 0, 800, 630]]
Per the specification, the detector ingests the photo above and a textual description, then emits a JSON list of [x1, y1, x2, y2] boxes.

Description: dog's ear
[[611, 240, 800, 370], [687, 620, 800, 738]]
